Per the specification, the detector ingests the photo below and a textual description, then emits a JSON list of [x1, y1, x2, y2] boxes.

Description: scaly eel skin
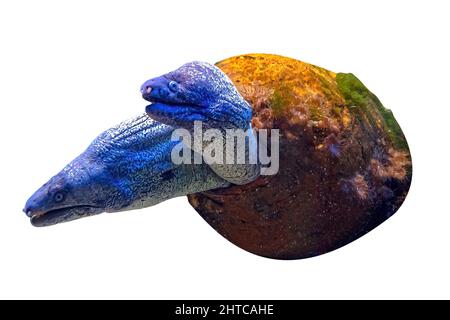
[[24, 114, 230, 226]]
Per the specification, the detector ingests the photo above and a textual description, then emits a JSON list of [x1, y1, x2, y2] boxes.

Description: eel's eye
[[54, 192, 65, 203], [168, 81, 178, 92]]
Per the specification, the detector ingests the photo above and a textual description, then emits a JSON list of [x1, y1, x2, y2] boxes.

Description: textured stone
[[187, 54, 411, 259]]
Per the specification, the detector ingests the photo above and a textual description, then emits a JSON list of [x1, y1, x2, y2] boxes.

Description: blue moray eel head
[[141, 61, 252, 130], [23, 154, 114, 227], [23, 116, 171, 227]]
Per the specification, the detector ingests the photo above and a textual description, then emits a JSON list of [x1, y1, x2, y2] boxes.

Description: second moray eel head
[[141, 61, 252, 130]]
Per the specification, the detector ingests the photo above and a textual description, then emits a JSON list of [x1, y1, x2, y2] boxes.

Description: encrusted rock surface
[[188, 54, 411, 259]]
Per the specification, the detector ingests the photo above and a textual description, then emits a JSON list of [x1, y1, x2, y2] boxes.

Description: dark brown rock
[[188, 54, 412, 259]]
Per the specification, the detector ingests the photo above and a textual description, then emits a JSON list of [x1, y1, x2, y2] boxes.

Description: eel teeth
[[29, 211, 45, 219]]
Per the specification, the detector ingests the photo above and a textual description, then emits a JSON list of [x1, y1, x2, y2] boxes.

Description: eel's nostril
[[140, 86, 152, 95]]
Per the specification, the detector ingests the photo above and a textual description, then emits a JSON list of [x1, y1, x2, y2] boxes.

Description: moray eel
[[24, 62, 258, 227]]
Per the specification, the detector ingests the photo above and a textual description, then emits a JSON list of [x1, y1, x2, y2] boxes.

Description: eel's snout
[[23, 208, 37, 219], [140, 80, 154, 101], [23, 207, 31, 217], [140, 84, 152, 95], [140, 76, 174, 103], [23, 197, 42, 218], [23, 193, 50, 225]]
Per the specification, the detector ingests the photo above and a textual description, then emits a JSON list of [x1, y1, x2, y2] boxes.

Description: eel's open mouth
[[139, 73, 214, 125], [143, 93, 206, 122], [142, 91, 200, 109], [29, 205, 101, 227]]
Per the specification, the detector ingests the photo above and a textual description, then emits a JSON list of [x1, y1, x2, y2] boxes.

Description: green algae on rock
[[188, 54, 411, 260], [336, 72, 408, 151]]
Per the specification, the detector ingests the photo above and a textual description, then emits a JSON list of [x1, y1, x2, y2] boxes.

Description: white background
[[0, 0, 449, 299]]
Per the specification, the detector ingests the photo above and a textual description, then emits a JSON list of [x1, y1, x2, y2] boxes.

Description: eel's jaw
[[29, 205, 103, 227], [145, 102, 208, 124]]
